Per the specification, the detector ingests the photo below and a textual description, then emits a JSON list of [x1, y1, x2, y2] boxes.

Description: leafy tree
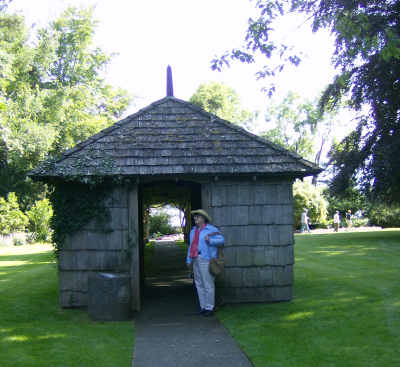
[[0, 192, 28, 234], [293, 179, 328, 229], [149, 209, 178, 237], [26, 198, 53, 242], [189, 81, 259, 131], [260, 91, 315, 160], [261, 90, 341, 185], [0, 6, 134, 208], [212, 0, 400, 204], [367, 203, 400, 229]]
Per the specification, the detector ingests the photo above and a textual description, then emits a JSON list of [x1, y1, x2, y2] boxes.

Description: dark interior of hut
[[138, 180, 202, 286]]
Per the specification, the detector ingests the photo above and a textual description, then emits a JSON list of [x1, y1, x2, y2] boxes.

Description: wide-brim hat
[[191, 209, 212, 223]]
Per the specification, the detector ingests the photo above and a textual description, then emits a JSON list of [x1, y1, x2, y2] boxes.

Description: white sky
[[9, 0, 347, 133]]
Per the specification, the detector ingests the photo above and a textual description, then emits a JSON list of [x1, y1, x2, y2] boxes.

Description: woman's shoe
[[195, 309, 205, 315]]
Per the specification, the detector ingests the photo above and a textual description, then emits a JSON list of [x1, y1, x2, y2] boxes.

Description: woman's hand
[[205, 235, 210, 242], [187, 262, 192, 269]]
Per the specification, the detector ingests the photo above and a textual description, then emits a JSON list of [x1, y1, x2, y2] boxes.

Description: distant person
[[186, 209, 225, 316], [346, 210, 352, 231], [300, 209, 311, 234], [334, 211, 340, 232]]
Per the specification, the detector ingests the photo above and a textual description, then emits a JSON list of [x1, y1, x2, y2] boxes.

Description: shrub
[[0, 193, 29, 234], [13, 233, 27, 246], [149, 209, 179, 236], [26, 199, 53, 243]]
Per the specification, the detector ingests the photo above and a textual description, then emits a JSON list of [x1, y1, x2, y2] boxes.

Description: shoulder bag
[[207, 232, 226, 277]]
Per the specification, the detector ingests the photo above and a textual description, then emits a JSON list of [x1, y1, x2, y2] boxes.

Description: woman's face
[[194, 214, 205, 227]]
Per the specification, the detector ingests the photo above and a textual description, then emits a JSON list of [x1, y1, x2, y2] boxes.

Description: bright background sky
[[9, 0, 344, 132]]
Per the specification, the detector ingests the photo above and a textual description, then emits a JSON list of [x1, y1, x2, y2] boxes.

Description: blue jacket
[[186, 223, 225, 263]]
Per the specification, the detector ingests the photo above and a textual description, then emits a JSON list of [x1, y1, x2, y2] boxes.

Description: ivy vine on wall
[[41, 150, 128, 266]]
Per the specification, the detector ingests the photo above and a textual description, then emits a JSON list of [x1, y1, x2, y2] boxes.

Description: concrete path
[[132, 240, 253, 367]]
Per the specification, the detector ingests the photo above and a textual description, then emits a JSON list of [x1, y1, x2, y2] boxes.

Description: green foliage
[[0, 5, 134, 207], [293, 179, 328, 228], [149, 209, 178, 237], [26, 198, 53, 243], [212, 0, 400, 204], [323, 186, 367, 218], [189, 81, 259, 132], [12, 233, 27, 246], [0, 192, 28, 234], [367, 203, 400, 229], [49, 179, 114, 262]]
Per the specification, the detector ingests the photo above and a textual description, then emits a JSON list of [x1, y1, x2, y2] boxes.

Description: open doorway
[[137, 180, 202, 289]]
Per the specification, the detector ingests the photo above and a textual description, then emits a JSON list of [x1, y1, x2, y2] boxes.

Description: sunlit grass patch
[[0, 244, 135, 367], [216, 230, 400, 367]]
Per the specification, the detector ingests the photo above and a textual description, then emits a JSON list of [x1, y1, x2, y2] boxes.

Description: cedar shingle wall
[[209, 177, 295, 303], [59, 187, 130, 307]]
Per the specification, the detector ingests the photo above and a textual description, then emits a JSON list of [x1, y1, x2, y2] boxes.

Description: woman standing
[[346, 210, 353, 231], [186, 209, 224, 316]]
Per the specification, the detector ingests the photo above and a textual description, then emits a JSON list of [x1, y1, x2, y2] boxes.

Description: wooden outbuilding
[[29, 71, 322, 310]]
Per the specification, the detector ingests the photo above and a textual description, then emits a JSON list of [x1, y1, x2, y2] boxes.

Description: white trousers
[[192, 255, 215, 311]]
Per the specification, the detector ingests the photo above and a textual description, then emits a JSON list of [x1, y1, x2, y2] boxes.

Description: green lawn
[[216, 230, 400, 367], [0, 244, 135, 367]]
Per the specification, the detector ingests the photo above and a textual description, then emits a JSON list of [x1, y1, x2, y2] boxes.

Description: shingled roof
[[28, 96, 322, 179]]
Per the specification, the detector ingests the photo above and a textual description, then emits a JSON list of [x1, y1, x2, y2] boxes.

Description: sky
[[8, 0, 345, 132]]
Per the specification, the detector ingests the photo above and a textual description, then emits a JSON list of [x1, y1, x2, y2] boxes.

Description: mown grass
[[175, 239, 188, 254], [0, 244, 135, 367], [144, 240, 155, 272], [216, 229, 400, 367]]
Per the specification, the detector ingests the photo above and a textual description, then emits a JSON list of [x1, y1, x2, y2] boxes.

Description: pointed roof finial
[[167, 65, 174, 97]]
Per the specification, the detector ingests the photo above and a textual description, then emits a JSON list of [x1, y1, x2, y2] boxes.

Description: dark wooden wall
[[59, 187, 131, 308], [202, 176, 295, 303]]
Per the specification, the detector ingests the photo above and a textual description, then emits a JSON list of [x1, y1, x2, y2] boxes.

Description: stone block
[[227, 186, 239, 205], [243, 225, 259, 245], [224, 267, 243, 288], [285, 265, 294, 285], [262, 206, 275, 224], [84, 231, 106, 250], [224, 226, 243, 246], [213, 185, 228, 206], [219, 206, 232, 226], [224, 246, 235, 266], [242, 267, 259, 287], [258, 286, 277, 302], [276, 285, 293, 301], [265, 185, 278, 204], [217, 287, 240, 303], [235, 246, 252, 266], [59, 251, 77, 271], [105, 230, 124, 250], [251, 246, 265, 266], [278, 184, 293, 204], [273, 266, 285, 286], [280, 225, 295, 245], [285, 244, 295, 264], [269, 225, 280, 245], [258, 266, 273, 286], [212, 207, 221, 226], [238, 186, 253, 205], [274, 205, 283, 224], [254, 186, 265, 205], [282, 205, 294, 225], [248, 205, 262, 224], [109, 208, 129, 230], [232, 206, 249, 225]]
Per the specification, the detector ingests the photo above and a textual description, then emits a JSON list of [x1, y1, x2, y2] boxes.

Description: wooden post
[[129, 185, 140, 311]]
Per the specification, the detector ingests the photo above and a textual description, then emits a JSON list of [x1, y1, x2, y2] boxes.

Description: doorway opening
[[137, 180, 202, 288]]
